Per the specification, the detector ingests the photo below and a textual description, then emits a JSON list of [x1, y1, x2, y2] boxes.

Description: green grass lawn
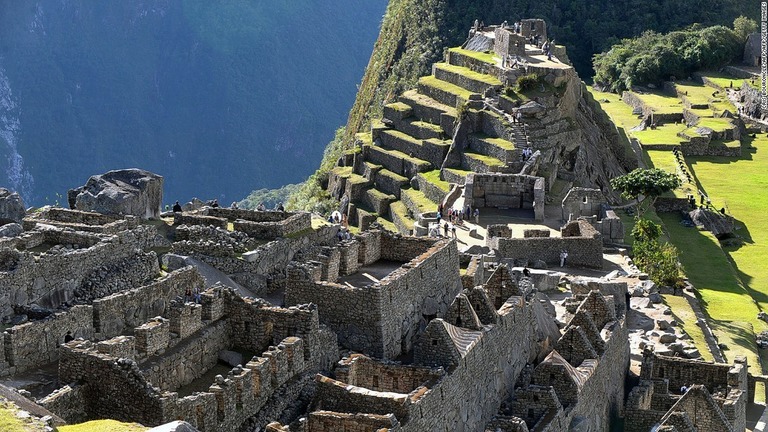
[[632, 91, 684, 115], [420, 170, 451, 192], [659, 212, 765, 395], [632, 125, 687, 146], [675, 81, 717, 106], [695, 117, 734, 133], [644, 150, 697, 199], [59, 420, 148, 432], [698, 71, 760, 91], [448, 47, 496, 64], [435, 63, 502, 86]]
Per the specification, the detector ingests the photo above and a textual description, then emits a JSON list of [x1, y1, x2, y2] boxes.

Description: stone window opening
[[582, 197, 588, 204], [393, 377, 398, 388], [549, 373, 556, 381], [528, 408, 534, 418], [533, 395, 539, 402], [372, 375, 379, 387], [432, 339, 438, 346], [456, 316, 462, 327], [659, 367, 665, 378]]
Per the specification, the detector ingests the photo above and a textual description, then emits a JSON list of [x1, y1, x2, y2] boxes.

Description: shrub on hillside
[[516, 74, 541, 92], [593, 23, 743, 92]]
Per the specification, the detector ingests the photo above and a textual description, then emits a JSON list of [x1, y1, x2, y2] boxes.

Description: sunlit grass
[[662, 294, 713, 362], [59, 420, 148, 432]]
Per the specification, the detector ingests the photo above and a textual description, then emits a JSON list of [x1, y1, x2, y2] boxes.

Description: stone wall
[[309, 294, 539, 431], [561, 187, 607, 221], [23, 208, 139, 234], [141, 319, 231, 392], [464, 173, 545, 221], [335, 354, 444, 394], [2, 305, 94, 375], [172, 213, 228, 229], [92, 266, 204, 339], [233, 212, 311, 240], [0, 227, 157, 317], [286, 233, 461, 359], [490, 220, 603, 268]]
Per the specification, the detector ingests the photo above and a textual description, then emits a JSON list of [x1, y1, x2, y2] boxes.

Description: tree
[[610, 168, 682, 217], [734, 16, 758, 42]]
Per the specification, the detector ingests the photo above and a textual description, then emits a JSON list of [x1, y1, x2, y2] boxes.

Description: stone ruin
[[625, 349, 752, 431], [561, 187, 625, 245]]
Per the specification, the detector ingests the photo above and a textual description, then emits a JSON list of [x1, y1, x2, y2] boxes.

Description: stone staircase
[[329, 48, 533, 233]]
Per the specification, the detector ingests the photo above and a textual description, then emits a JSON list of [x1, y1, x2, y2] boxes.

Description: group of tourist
[[521, 146, 534, 161]]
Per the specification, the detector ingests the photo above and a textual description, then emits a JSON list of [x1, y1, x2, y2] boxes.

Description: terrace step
[[433, 63, 502, 95], [382, 102, 413, 122], [443, 168, 471, 186], [461, 151, 511, 173], [417, 76, 479, 109], [390, 118, 445, 140], [468, 134, 518, 164], [399, 90, 458, 135], [373, 168, 409, 198], [363, 188, 396, 217], [400, 188, 439, 220], [365, 144, 432, 179], [388, 200, 415, 235], [374, 129, 450, 168]]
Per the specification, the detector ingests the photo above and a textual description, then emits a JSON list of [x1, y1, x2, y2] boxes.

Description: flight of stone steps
[[329, 49, 531, 234]]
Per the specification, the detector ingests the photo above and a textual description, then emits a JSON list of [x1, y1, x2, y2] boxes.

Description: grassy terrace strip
[[421, 169, 451, 192], [389, 200, 415, 231], [332, 166, 353, 178], [464, 151, 506, 167], [474, 133, 517, 150], [418, 75, 475, 101], [630, 91, 684, 115], [448, 47, 496, 64], [400, 89, 458, 116], [376, 168, 408, 183], [401, 188, 438, 214], [59, 420, 149, 432], [355, 132, 374, 146], [674, 81, 720, 106], [632, 125, 688, 146], [697, 71, 760, 91], [434, 63, 502, 86], [644, 150, 696, 199], [661, 295, 714, 362], [376, 216, 398, 232], [696, 117, 734, 132], [412, 120, 444, 133], [367, 188, 396, 201], [348, 172, 370, 186], [386, 101, 412, 112], [659, 212, 766, 400]]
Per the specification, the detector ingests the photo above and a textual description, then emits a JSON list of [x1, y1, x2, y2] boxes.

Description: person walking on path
[[473, 208, 480, 224], [560, 250, 568, 267]]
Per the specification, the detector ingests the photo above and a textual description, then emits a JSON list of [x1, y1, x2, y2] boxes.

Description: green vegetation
[[419, 76, 475, 101], [447, 48, 496, 64], [435, 63, 501, 85], [516, 74, 542, 92], [59, 420, 149, 432], [239, 184, 300, 210], [610, 168, 682, 216], [420, 170, 451, 192], [594, 21, 745, 92], [0, 400, 47, 432]]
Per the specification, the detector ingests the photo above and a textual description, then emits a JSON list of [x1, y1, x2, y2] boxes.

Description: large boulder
[[689, 207, 734, 239], [69, 169, 163, 219], [0, 188, 26, 224]]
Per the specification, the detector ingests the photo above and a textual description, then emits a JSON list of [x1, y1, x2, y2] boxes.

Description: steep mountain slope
[[344, 0, 755, 144], [0, 0, 386, 205]]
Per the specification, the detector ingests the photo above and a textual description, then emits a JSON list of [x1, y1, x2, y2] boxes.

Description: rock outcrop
[[0, 188, 26, 224], [68, 169, 163, 219]]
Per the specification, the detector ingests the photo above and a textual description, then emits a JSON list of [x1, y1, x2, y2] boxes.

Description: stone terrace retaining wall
[[23, 208, 139, 234], [490, 220, 603, 268]]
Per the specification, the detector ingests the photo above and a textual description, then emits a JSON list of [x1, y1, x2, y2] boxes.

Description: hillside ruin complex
[[0, 20, 765, 432]]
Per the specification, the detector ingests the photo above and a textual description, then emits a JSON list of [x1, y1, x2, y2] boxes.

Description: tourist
[[185, 286, 193, 303], [451, 223, 457, 239], [437, 211, 442, 223], [172, 201, 182, 213], [680, 385, 688, 394], [625, 290, 631, 313], [515, 110, 522, 123], [559, 250, 568, 267], [523, 266, 531, 277], [64, 331, 74, 343], [231, 202, 238, 209], [257, 202, 266, 211], [194, 287, 202, 304], [474, 208, 480, 224], [443, 222, 449, 237], [211, 199, 220, 208], [277, 202, 285, 211], [465, 205, 471, 219]]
